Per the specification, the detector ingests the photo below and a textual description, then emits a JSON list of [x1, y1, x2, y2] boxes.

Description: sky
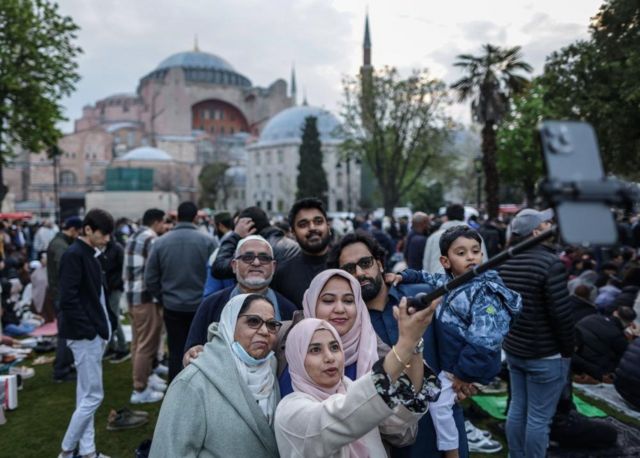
[[57, 0, 604, 133]]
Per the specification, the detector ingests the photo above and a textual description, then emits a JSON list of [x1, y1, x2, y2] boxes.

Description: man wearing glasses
[[328, 231, 470, 458], [183, 235, 296, 366]]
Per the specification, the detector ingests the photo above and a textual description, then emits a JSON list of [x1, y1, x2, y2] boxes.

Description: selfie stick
[[407, 228, 556, 310]]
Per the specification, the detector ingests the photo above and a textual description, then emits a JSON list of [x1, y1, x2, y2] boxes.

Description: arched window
[[60, 170, 77, 186]]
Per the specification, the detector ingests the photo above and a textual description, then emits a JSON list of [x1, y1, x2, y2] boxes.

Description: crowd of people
[[1, 199, 640, 458]]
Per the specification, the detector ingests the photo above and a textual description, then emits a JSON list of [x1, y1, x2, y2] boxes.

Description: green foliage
[[199, 162, 231, 209], [406, 181, 445, 214], [0, 0, 81, 203], [496, 80, 554, 205], [296, 116, 328, 205], [341, 67, 453, 216], [451, 44, 532, 218], [540, 0, 640, 179]]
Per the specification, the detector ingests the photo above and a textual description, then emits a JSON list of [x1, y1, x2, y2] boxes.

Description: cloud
[[459, 21, 508, 44]]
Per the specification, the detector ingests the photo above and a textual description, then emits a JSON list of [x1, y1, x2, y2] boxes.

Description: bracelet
[[391, 345, 411, 368]]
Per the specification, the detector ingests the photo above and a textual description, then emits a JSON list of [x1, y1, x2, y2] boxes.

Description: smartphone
[[538, 121, 618, 246]]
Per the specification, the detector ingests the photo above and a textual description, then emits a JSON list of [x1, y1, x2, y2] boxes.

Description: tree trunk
[[482, 122, 500, 219]]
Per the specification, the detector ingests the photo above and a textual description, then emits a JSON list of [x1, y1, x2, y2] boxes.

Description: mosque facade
[[6, 17, 372, 219]]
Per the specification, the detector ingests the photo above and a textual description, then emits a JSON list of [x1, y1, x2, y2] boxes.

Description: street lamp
[[473, 154, 483, 212]]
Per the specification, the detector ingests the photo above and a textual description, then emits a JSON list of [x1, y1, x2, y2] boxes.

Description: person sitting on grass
[[396, 225, 522, 458]]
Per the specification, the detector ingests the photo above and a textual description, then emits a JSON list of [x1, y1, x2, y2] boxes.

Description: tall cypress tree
[[296, 116, 328, 205]]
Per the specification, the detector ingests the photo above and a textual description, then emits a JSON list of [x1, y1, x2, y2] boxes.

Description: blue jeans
[[505, 353, 569, 458]]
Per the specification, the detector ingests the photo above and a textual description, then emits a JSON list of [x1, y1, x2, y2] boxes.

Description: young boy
[[399, 225, 522, 457]]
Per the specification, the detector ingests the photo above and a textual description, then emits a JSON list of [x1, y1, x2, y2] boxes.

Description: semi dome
[[155, 50, 236, 72], [258, 106, 341, 145], [116, 146, 173, 162]]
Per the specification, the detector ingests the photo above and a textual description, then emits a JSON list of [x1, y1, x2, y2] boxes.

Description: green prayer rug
[[471, 394, 607, 420]]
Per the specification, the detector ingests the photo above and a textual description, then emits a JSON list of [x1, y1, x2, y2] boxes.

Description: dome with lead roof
[[258, 106, 341, 145]]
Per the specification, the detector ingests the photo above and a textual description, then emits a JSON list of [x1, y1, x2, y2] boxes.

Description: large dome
[[116, 146, 173, 162], [155, 50, 235, 72], [258, 106, 341, 145]]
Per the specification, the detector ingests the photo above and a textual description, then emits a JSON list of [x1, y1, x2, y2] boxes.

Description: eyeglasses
[[238, 314, 282, 333], [340, 256, 375, 275], [234, 253, 274, 265]]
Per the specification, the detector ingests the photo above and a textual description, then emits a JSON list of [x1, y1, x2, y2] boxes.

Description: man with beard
[[270, 198, 332, 307], [328, 231, 470, 458], [182, 235, 297, 364]]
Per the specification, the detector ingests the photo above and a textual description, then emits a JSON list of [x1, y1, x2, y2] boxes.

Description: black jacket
[[615, 337, 640, 408], [403, 230, 427, 270], [574, 314, 628, 378], [570, 295, 597, 324], [498, 244, 575, 359], [184, 286, 297, 351], [212, 226, 300, 279], [101, 239, 124, 292], [58, 239, 118, 341]]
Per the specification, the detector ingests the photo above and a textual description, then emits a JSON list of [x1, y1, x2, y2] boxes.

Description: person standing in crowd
[[497, 208, 574, 458], [329, 231, 485, 457], [404, 212, 430, 270], [203, 211, 236, 298], [102, 238, 128, 363], [123, 208, 168, 404], [151, 294, 281, 458], [57, 209, 117, 458], [423, 204, 488, 274], [47, 216, 83, 382], [33, 219, 56, 255], [212, 206, 300, 285], [183, 235, 297, 363], [270, 198, 332, 307], [371, 219, 395, 267], [145, 202, 216, 381]]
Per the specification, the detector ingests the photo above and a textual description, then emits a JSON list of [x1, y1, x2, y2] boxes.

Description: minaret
[[194, 34, 199, 52], [363, 13, 371, 68], [359, 12, 376, 210], [290, 64, 298, 105]]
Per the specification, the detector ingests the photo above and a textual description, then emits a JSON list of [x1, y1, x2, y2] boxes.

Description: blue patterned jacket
[[401, 269, 522, 384]]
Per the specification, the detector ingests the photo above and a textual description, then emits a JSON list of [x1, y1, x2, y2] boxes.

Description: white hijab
[[219, 294, 277, 424]]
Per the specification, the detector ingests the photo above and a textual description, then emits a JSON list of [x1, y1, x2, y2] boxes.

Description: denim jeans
[[505, 353, 569, 458]]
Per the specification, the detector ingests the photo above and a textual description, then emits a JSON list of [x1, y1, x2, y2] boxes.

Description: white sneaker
[[130, 386, 164, 404], [148, 373, 167, 392], [465, 420, 491, 439]]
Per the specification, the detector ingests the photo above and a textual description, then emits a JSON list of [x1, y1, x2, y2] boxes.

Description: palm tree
[[451, 44, 532, 218]]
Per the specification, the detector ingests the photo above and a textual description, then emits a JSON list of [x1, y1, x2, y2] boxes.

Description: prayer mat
[[471, 394, 606, 420], [574, 383, 640, 421]]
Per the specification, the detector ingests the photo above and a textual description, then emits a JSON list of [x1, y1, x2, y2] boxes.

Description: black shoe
[[106, 408, 148, 431], [110, 351, 131, 364], [53, 372, 77, 383]]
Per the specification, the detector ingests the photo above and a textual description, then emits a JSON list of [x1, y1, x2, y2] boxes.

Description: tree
[[496, 80, 554, 205], [451, 44, 532, 218], [0, 0, 81, 209], [199, 162, 232, 209], [541, 0, 640, 179], [341, 67, 453, 217], [296, 116, 328, 205]]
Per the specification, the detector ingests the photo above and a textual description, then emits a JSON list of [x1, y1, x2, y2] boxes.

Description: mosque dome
[[155, 51, 236, 73], [258, 106, 341, 145], [141, 49, 252, 88], [116, 146, 173, 162]]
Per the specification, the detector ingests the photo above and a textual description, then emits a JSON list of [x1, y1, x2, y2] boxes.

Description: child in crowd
[[398, 225, 522, 457]]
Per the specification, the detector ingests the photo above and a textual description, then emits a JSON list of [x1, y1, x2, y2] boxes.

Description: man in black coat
[[403, 212, 430, 270], [573, 305, 636, 381], [497, 208, 575, 458], [183, 235, 296, 365], [58, 209, 118, 458], [615, 337, 640, 410], [570, 284, 598, 324]]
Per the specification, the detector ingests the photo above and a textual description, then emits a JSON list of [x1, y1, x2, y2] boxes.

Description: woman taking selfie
[[274, 296, 440, 457]]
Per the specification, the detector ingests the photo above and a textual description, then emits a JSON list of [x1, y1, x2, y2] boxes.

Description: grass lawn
[[4, 355, 161, 457]]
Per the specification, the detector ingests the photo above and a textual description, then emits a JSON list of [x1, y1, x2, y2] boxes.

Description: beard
[[358, 273, 383, 301], [298, 230, 331, 254], [238, 272, 274, 291]]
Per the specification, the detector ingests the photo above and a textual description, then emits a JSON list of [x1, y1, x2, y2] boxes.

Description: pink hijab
[[285, 318, 369, 458], [302, 269, 378, 378]]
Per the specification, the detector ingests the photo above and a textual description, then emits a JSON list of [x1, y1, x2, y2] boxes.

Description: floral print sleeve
[[371, 358, 441, 413]]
